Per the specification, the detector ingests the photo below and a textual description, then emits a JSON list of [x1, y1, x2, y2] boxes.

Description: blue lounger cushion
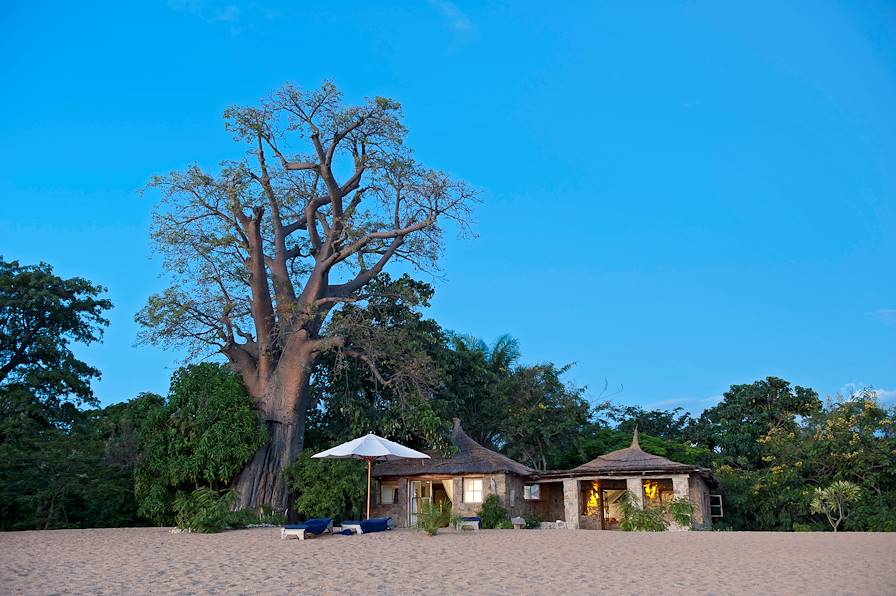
[[283, 517, 332, 535], [461, 516, 480, 522], [342, 517, 392, 533]]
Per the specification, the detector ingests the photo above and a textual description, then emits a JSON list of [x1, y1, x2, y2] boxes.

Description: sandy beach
[[1, 527, 894, 595]]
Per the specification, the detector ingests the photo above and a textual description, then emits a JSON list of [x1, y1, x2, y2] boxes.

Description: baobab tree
[[138, 82, 476, 510]]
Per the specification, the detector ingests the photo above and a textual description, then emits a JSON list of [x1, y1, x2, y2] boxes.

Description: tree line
[[2, 257, 893, 531]]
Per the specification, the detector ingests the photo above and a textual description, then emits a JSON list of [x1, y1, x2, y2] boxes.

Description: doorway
[[408, 480, 431, 527], [408, 480, 453, 527]]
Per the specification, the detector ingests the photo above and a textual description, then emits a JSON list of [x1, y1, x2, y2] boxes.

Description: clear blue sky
[[2, 1, 894, 411]]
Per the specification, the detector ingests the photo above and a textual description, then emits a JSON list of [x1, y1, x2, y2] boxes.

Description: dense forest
[[1, 258, 894, 532]]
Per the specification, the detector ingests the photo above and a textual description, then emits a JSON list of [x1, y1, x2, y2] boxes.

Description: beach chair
[[340, 517, 393, 534], [280, 517, 333, 540], [459, 516, 480, 530]]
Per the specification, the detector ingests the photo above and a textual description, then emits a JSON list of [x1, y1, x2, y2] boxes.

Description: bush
[[497, 519, 513, 529], [222, 506, 286, 529], [523, 514, 542, 529], [618, 491, 694, 532], [173, 488, 235, 533], [171, 489, 286, 532], [134, 364, 267, 525], [416, 501, 449, 536], [286, 453, 365, 524], [477, 494, 508, 529]]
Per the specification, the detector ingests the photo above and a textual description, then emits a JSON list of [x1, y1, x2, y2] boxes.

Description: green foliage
[[436, 334, 592, 471], [134, 363, 267, 524], [0, 258, 112, 412], [286, 453, 366, 523], [415, 500, 450, 536], [523, 514, 542, 529], [811, 480, 861, 532], [0, 257, 153, 531], [171, 488, 286, 533], [173, 488, 236, 533], [496, 519, 513, 529], [617, 491, 694, 531], [710, 388, 896, 531], [477, 494, 508, 529], [0, 389, 148, 530], [609, 405, 693, 442], [307, 274, 452, 456], [691, 376, 821, 469]]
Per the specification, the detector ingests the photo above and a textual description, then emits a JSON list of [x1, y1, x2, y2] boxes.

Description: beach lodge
[[371, 419, 718, 530]]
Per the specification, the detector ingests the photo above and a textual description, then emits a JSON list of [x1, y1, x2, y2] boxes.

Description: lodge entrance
[[408, 479, 451, 527], [581, 479, 628, 530]]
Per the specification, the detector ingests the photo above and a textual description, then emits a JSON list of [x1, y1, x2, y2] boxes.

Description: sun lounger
[[340, 517, 393, 534], [459, 516, 480, 530], [280, 517, 333, 540]]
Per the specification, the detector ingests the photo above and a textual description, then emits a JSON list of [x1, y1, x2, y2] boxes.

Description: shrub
[[523, 514, 542, 529], [497, 519, 513, 529], [618, 491, 694, 531], [222, 506, 286, 529], [416, 501, 449, 536], [811, 480, 861, 532], [286, 453, 365, 524], [477, 494, 508, 529], [134, 364, 267, 525], [173, 488, 235, 533]]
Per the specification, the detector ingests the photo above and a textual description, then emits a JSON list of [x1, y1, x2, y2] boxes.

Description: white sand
[[1, 527, 894, 595]]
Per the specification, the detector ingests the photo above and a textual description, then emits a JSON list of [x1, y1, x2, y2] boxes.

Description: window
[[709, 494, 724, 518], [523, 484, 541, 500], [464, 478, 483, 503], [379, 480, 399, 505], [642, 479, 674, 507]]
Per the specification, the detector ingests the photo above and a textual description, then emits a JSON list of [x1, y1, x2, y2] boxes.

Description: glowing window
[[642, 479, 674, 507], [464, 478, 483, 503], [582, 481, 600, 516]]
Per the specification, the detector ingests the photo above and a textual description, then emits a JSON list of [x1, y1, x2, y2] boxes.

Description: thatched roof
[[564, 429, 716, 485], [372, 418, 535, 478]]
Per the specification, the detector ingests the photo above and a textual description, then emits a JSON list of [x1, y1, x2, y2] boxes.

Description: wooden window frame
[[523, 484, 541, 501], [463, 477, 483, 504]]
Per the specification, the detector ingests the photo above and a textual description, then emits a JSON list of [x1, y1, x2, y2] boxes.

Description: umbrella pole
[[366, 458, 372, 520]]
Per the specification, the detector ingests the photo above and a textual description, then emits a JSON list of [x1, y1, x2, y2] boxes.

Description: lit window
[[582, 481, 600, 516], [642, 479, 674, 507], [464, 478, 483, 503], [523, 484, 541, 500], [379, 480, 399, 505]]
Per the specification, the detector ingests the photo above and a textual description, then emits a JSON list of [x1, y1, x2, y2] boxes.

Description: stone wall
[[369, 478, 408, 525], [371, 473, 525, 527], [688, 474, 712, 530], [562, 479, 580, 529], [373, 471, 714, 531]]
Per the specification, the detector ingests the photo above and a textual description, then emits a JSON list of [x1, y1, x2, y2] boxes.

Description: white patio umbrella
[[311, 433, 430, 519]]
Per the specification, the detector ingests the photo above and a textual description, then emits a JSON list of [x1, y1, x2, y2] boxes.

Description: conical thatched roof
[[569, 428, 704, 475], [372, 418, 535, 478]]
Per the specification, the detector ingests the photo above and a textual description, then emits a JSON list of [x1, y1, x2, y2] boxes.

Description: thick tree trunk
[[232, 353, 313, 513]]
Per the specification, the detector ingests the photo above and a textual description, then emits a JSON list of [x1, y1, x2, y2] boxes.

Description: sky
[[1, 1, 894, 411]]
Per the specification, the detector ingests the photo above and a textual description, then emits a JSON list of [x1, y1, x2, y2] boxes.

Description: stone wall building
[[371, 420, 718, 530], [371, 418, 541, 527]]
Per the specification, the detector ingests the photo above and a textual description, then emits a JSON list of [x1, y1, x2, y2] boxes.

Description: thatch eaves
[[372, 418, 535, 478], [562, 428, 717, 486]]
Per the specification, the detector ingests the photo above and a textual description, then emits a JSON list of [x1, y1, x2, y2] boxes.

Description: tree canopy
[[1, 257, 111, 415], [136, 82, 477, 509]]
